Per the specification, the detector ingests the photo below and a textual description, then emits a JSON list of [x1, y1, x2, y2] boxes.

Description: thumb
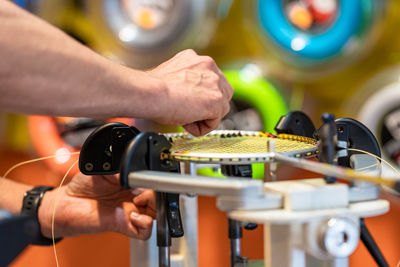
[[129, 211, 154, 240]]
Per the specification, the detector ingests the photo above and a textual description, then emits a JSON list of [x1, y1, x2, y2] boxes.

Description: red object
[[305, 0, 337, 23], [28, 116, 133, 176]]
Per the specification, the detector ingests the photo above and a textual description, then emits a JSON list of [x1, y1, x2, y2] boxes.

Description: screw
[[85, 163, 94, 171], [103, 162, 111, 171]]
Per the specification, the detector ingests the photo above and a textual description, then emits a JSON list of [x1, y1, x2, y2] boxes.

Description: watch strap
[[21, 186, 63, 246]]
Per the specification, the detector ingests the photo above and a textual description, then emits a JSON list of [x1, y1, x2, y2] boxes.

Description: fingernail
[[130, 211, 140, 219], [132, 189, 143, 196]]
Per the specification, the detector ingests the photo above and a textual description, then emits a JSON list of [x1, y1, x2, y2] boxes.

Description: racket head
[[165, 130, 318, 164]]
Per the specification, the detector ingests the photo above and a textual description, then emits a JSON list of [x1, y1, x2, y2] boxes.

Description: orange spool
[[287, 2, 313, 30], [28, 116, 134, 176]]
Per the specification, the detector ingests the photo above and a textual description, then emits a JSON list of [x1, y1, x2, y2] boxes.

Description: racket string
[[168, 132, 317, 157]]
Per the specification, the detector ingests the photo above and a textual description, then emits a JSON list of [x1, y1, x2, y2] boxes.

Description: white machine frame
[[129, 154, 389, 267]]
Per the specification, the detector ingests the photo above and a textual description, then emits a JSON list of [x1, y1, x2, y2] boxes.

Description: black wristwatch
[[21, 186, 63, 246]]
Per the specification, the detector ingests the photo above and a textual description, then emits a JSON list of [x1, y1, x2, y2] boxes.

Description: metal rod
[[158, 247, 170, 267], [318, 113, 337, 184], [360, 219, 389, 267], [268, 140, 277, 181], [221, 165, 248, 267], [156, 192, 171, 267], [228, 219, 242, 267], [230, 239, 241, 266]]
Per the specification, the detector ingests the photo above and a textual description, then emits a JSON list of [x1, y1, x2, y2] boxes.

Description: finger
[[133, 190, 155, 207], [130, 212, 154, 240], [133, 190, 156, 218], [198, 119, 220, 135], [184, 119, 220, 136], [222, 97, 231, 117], [213, 71, 234, 102], [131, 188, 145, 197], [183, 122, 201, 136], [220, 75, 234, 100], [176, 49, 197, 58]]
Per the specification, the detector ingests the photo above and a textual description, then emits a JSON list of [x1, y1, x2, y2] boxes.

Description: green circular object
[[224, 69, 288, 132], [198, 69, 288, 180]]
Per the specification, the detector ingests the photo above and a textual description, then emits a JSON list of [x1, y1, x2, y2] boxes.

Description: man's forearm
[[0, 1, 164, 119], [0, 178, 31, 213], [0, 2, 234, 135]]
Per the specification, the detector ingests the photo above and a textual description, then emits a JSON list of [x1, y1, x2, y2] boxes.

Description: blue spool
[[258, 0, 362, 60]]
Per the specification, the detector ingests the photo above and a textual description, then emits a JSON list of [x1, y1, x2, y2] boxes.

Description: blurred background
[[2, 0, 400, 266]]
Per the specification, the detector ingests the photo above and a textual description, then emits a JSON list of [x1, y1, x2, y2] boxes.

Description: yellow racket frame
[[164, 130, 317, 164]]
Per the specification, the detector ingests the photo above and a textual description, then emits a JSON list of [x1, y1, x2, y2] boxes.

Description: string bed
[[165, 130, 318, 164]]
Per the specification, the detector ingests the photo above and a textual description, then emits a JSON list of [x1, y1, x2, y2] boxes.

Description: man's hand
[[148, 49, 234, 136], [38, 173, 156, 240]]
